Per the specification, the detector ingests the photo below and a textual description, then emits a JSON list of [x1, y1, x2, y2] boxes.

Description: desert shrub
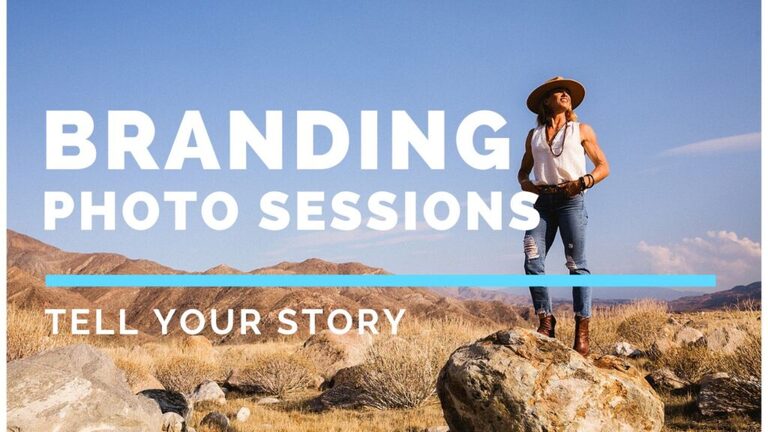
[[721, 327, 761, 380], [718, 328, 762, 412], [154, 355, 220, 394], [356, 336, 448, 410], [298, 317, 490, 410], [114, 356, 152, 389], [238, 352, 315, 397], [657, 345, 722, 383], [7, 304, 75, 362], [616, 311, 668, 351], [359, 317, 495, 408]]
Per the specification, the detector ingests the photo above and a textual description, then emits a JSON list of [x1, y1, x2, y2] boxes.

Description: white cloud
[[637, 230, 761, 289], [661, 132, 760, 157]]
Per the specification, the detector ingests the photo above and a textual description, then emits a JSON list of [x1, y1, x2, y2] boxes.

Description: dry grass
[[7, 304, 76, 362], [552, 299, 669, 355], [113, 356, 151, 389], [357, 337, 442, 409], [237, 353, 316, 397], [153, 355, 221, 394], [655, 345, 722, 383], [661, 390, 760, 432], [218, 341, 302, 374], [348, 317, 497, 410], [6, 301, 762, 431], [190, 392, 447, 432], [396, 316, 498, 343], [726, 330, 761, 379], [718, 304, 761, 381]]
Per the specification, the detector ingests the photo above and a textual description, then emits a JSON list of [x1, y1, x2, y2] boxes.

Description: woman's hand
[[520, 179, 540, 194], [561, 180, 582, 197]]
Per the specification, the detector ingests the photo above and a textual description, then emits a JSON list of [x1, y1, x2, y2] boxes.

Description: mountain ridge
[[667, 281, 760, 311], [6, 230, 525, 342]]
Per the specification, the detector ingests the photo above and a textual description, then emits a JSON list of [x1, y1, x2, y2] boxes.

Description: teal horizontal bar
[[46, 274, 716, 288]]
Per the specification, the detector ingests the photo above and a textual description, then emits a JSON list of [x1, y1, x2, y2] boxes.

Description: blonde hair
[[536, 92, 579, 126]]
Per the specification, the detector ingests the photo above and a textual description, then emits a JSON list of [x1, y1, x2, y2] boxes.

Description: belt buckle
[[540, 185, 562, 195]]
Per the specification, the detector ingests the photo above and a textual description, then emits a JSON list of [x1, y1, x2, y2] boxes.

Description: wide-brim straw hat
[[526, 76, 586, 113]]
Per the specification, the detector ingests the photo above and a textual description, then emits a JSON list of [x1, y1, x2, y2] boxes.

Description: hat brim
[[526, 79, 585, 113]]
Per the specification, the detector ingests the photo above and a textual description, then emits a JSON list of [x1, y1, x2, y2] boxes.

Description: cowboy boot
[[536, 313, 556, 338], [573, 316, 590, 356]]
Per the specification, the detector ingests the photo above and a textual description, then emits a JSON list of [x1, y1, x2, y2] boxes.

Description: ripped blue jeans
[[524, 192, 592, 318]]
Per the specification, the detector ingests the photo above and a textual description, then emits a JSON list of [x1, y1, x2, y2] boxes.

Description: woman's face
[[545, 87, 572, 111]]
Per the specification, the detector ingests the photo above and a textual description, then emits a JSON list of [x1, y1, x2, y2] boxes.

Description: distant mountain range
[[6, 230, 526, 342], [437, 286, 706, 304], [667, 282, 760, 311]]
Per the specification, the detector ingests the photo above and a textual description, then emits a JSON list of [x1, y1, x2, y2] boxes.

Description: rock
[[257, 396, 281, 404], [437, 328, 665, 432], [651, 324, 706, 356], [200, 411, 230, 431], [309, 365, 368, 411], [645, 368, 691, 392], [706, 326, 748, 354], [650, 325, 677, 355], [139, 389, 193, 422], [613, 341, 642, 358], [698, 372, 760, 416], [130, 372, 165, 394], [162, 412, 185, 432], [675, 326, 706, 346], [302, 330, 373, 380], [311, 374, 326, 389], [426, 427, 450, 432], [7, 344, 163, 432], [236, 406, 251, 422], [190, 380, 226, 406]]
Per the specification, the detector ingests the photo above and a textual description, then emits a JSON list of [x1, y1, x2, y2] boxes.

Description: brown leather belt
[[538, 185, 565, 194]]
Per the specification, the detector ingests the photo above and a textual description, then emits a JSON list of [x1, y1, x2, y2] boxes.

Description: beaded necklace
[[545, 121, 569, 157]]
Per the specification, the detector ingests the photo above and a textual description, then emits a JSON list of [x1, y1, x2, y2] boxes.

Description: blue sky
[[8, 1, 761, 291]]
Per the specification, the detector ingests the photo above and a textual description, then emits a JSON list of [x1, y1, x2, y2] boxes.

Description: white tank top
[[530, 121, 587, 185]]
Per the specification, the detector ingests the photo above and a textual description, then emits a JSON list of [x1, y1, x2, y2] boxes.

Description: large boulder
[[698, 372, 760, 416], [7, 343, 163, 432], [301, 330, 373, 381], [437, 328, 665, 432]]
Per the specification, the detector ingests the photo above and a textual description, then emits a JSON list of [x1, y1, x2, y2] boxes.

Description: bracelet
[[579, 176, 586, 191], [585, 174, 595, 189]]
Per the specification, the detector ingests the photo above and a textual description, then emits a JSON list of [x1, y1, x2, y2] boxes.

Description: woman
[[517, 76, 610, 356]]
